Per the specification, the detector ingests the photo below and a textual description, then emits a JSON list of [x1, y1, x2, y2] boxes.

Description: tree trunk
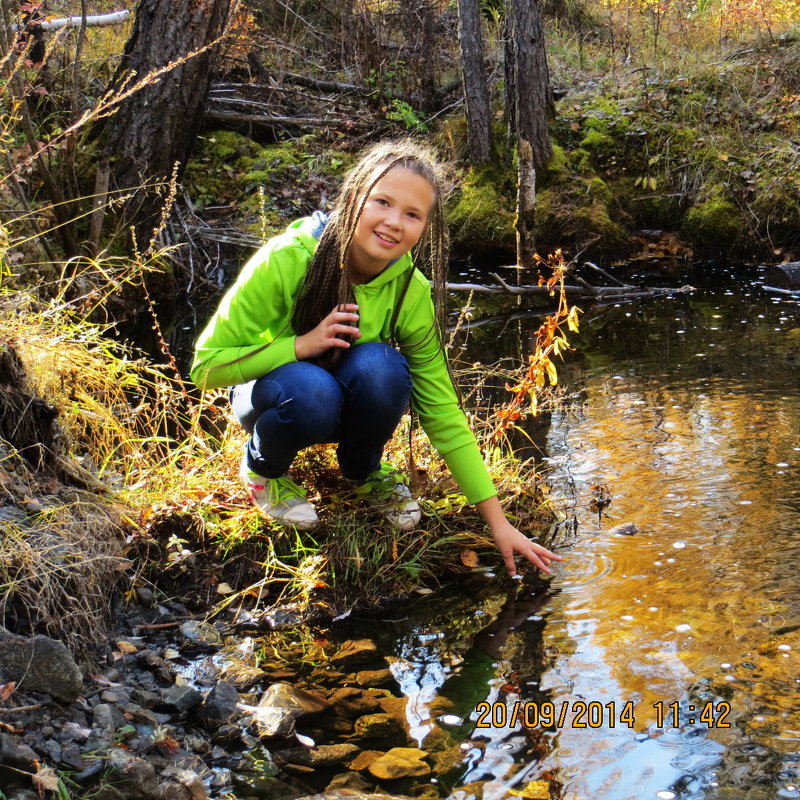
[[516, 138, 537, 270], [99, 0, 234, 251], [456, 0, 492, 165], [508, 0, 553, 171], [420, 0, 437, 114], [765, 262, 800, 289], [505, 0, 553, 266]]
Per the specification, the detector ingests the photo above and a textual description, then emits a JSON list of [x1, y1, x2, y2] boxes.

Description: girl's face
[[346, 166, 435, 284]]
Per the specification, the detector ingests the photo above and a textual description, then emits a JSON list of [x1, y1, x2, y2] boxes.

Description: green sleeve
[[189, 239, 306, 391], [397, 281, 497, 505]]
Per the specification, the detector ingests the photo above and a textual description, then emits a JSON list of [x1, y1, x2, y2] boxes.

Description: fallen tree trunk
[[765, 262, 800, 290], [204, 110, 370, 129], [13, 9, 130, 30], [444, 271, 695, 299]]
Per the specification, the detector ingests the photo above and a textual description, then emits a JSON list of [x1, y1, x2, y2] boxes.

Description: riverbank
[[0, 285, 559, 796], [1, 571, 555, 800]]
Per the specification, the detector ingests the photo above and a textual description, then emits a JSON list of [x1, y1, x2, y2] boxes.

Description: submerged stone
[[329, 639, 383, 669], [277, 743, 360, 767], [352, 713, 404, 740], [608, 522, 639, 536], [367, 747, 431, 779], [252, 683, 330, 738], [232, 774, 301, 800]]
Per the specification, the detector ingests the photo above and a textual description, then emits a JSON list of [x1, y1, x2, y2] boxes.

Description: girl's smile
[[346, 166, 435, 284]]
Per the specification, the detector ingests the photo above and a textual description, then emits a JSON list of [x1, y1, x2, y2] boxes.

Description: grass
[[13, 0, 800, 655], [0, 250, 558, 649]]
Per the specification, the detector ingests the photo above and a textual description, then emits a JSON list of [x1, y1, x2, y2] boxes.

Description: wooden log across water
[[444, 270, 695, 300], [764, 262, 800, 290]]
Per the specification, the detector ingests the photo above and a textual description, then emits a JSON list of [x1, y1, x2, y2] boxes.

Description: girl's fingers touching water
[[295, 304, 360, 360]]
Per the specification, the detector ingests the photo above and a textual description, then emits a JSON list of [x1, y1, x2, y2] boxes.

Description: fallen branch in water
[[444, 266, 694, 299]]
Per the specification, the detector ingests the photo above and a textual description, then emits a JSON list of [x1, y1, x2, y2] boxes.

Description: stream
[[327, 281, 799, 800], [161, 270, 800, 800]]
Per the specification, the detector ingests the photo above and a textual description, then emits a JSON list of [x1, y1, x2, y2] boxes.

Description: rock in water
[[352, 713, 404, 740], [0, 633, 82, 701], [608, 521, 639, 536], [367, 747, 431, 779], [329, 639, 384, 668], [179, 621, 223, 649], [200, 680, 240, 728], [250, 683, 330, 738]]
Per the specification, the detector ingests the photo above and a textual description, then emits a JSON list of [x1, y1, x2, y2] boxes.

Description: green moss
[[546, 143, 569, 176], [750, 176, 800, 245], [201, 130, 261, 163], [568, 148, 593, 173], [682, 188, 741, 247], [446, 165, 516, 252], [534, 183, 630, 259], [580, 129, 613, 152], [667, 125, 700, 152], [587, 176, 612, 203]]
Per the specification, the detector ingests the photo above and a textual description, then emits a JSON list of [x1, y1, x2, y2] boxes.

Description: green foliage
[[386, 99, 428, 131]]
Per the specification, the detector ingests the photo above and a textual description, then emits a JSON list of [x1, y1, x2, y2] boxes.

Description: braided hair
[[291, 139, 450, 369]]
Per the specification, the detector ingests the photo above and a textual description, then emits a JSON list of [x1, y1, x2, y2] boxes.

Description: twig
[[582, 260, 633, 287], [762, 285, 800, 296], [0, 704, 43, 713], [12, 9, 130, 30], [133, 621, 183, 630]]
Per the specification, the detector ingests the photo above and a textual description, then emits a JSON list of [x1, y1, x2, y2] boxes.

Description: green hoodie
[[190, 217, 496, 504]]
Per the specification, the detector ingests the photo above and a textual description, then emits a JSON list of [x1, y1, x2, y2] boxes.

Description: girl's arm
[[476, 495, 563, 578]]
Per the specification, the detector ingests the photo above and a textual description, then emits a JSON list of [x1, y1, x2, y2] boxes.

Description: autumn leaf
[[32, 767, 61, 793], [0, 682, 16, 701], [154, 735, 180, 755], [460, 549, 481, 568]]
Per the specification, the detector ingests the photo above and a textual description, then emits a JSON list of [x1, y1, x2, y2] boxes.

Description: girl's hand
[[295, 304, 361, 361], [476, 496, 564, 578]]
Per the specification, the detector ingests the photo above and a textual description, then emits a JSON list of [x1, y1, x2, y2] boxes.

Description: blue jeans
[[230, 342, 412, 481]]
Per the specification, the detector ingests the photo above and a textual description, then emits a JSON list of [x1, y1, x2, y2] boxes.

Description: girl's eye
[[375, 198, 389, 206], [407, 212, 420, 221]]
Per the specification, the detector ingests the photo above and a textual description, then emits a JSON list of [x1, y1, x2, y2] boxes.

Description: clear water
[[366, 287, 800, 800]]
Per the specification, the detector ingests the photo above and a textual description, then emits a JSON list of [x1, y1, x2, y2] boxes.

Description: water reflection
[[385, 290, 799, 800]]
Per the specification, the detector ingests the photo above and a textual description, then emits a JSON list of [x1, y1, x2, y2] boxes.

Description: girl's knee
[[339, 343, 411, 408], [256, 363, 343, 436]]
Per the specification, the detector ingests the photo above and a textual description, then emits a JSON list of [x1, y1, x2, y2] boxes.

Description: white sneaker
[[240, 456, 319, 530], [354, 462, 421, 532]]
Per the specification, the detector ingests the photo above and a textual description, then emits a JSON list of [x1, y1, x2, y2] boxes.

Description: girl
[[190, 140, 561, 578]]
